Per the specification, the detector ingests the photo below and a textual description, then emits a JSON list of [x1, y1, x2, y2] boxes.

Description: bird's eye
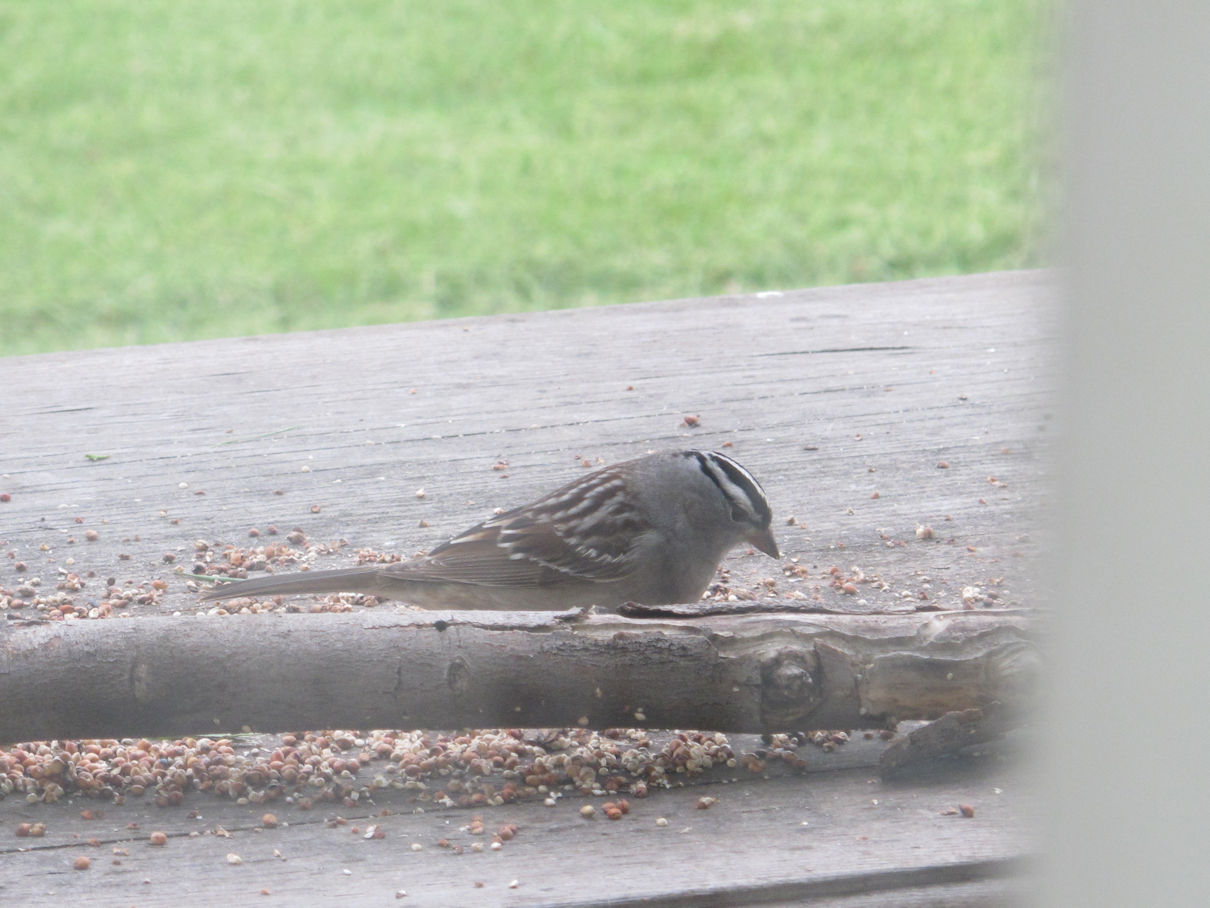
[[730, 506, 747, 524]]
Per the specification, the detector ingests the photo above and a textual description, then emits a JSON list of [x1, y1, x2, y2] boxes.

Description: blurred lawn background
[[1, 0, 1051, 356]]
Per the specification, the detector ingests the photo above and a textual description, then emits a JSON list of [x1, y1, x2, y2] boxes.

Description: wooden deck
[[1, 270, 1054, 905]]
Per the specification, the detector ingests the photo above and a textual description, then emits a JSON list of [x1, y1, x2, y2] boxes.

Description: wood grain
[[2, 269, 1055, 618], [0, 745, 1037, 907], [0, 271, 1056, 905]]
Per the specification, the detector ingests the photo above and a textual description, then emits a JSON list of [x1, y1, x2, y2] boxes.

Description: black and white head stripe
[[685, 451, 773, 527]]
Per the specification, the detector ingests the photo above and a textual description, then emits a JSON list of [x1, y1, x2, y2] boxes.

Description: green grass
[[0, 1, 1051, 355]]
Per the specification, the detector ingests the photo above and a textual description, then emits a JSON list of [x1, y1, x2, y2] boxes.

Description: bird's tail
[[200, 566, 386, 601]]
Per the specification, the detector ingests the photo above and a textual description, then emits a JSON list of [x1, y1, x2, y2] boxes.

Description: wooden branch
[[0, 607, 1038, 741], [878, 706, 1016, 778]]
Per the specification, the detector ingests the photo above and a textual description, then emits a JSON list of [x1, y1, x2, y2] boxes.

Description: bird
[[201, 450, 779, 610]]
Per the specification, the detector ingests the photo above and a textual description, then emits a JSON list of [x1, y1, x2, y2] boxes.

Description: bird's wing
[[381, 495, 646, 588]]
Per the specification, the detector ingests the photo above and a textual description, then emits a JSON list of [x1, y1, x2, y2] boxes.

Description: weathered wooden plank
[[0, 271, 1055, 904], [1, 270, 1054, 621], [0, 746, 1034, 907]]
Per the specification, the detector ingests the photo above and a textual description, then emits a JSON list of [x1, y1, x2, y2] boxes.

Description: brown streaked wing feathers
[[381, 503, 639, 588]]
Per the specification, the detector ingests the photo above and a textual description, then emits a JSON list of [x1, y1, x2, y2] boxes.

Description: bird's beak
[[747, 526, 780, 559]]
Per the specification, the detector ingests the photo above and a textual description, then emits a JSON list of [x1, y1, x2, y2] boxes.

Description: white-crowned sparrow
[[201, 450, 779, 610]]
